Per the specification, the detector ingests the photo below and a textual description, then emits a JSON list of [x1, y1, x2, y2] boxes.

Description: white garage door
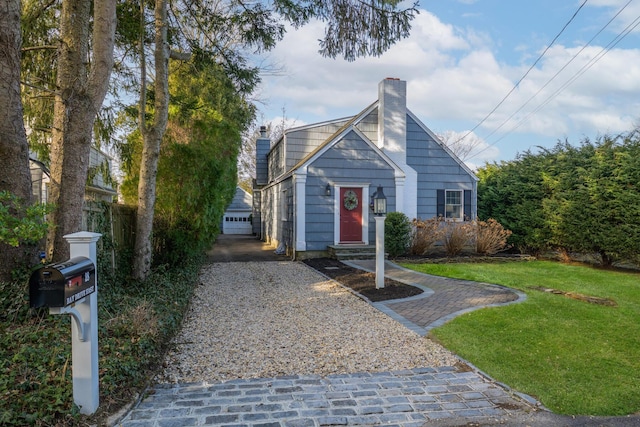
[[223, 215, 252, 234]]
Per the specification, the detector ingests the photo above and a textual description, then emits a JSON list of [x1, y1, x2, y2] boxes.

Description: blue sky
[[254, 0, 640, 168]]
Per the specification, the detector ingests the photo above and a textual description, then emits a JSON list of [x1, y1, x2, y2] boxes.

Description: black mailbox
[[29, 257, 96, 308]]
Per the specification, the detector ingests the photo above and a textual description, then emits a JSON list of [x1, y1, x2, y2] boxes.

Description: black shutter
[[464, 190, 472, 221], [436, 189, 445, 218]]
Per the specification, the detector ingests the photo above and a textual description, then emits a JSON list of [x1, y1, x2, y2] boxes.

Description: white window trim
[[445, 189, 463, 221]]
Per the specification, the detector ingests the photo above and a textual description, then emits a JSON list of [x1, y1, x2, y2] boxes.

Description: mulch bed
[[302, 258, 423, 302]]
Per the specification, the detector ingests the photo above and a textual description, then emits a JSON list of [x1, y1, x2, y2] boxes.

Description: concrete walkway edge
[[340, 260, 543, 411], [343, 260, 527, 335]]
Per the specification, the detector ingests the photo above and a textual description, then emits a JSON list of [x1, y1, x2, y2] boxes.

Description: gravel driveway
[[157, 261, 457, 384]]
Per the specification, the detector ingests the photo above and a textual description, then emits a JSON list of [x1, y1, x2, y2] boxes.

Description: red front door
[[340, 187, 363, 243]]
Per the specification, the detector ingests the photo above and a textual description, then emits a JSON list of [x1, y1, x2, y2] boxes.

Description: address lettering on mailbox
[[65, 271, 95, 305]]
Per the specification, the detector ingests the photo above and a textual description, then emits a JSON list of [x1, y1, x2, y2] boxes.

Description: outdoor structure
[[253, 78, 478, 258], [222, 186, 253, 235], [30, 148, 118, 234], [29, 147, 118, 205]]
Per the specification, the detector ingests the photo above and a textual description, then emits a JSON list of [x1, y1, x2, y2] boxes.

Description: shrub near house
[[385, 212, 412, 258], [407, 216, 512, 257]]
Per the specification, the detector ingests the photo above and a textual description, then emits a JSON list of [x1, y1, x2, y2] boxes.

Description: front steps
[[327, 244, 383, 260]]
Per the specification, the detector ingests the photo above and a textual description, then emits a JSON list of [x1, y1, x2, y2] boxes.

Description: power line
[[472, 0, 634, 149], [454, 0, 589, 147], [470, 9, 640, 159]]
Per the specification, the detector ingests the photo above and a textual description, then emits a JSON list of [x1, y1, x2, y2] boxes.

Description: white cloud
[[256, 6, 640, 163], [587, 0, 640, 34]]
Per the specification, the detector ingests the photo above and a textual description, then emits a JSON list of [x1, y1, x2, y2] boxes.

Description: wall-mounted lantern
[[325, 183, 332, 196]]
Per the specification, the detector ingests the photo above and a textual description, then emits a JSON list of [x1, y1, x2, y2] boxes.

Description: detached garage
[[223, 187, 253, 235]]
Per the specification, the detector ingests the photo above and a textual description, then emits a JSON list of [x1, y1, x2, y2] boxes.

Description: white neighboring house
[[29, 147, 118, 210], [222, 186, 253, 235]]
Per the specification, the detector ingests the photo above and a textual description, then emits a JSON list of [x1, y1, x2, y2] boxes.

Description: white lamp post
[[372, 185, 387, 289]]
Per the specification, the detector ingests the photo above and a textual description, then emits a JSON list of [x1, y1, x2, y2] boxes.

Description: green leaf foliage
[[0, 255, 202, 426], [274, 0, 418, 61], [477, 152, 552, 254], [20, 1, 60, 161], [477, 131, 640, 263], [0, 191, 52, 247], [384, 211, 411, 257], [120, 57, 255, 265]]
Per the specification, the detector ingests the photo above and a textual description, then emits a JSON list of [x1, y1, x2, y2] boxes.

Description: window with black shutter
[[437, 189, 472, 220]]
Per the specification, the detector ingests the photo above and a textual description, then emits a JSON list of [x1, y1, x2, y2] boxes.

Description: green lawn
[[399, 260, 640, 416]]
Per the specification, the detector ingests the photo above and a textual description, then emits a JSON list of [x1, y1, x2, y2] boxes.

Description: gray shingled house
[[253, 78, 478, 258]]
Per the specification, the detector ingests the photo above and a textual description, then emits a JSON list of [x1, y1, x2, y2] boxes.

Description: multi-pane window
[[281, 189, 290, 221], [445, 190, 463, 220]]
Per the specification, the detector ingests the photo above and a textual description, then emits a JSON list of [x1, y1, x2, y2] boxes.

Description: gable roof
[[272, 87, 478, 184], [407, 110, 479, 181], [285, 100, 477, 181], [294, 124, 406, 182], [288, 102, 376, 172], [226, 187, 252, 212]]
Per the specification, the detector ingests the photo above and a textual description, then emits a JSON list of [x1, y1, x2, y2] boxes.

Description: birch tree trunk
[[132, 0, 170, 280], [0, 0, 35, 280], [46, 0, 116, 261]]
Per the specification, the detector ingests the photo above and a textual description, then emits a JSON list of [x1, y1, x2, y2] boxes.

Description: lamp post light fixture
[[372, 185, 387, 289], [372, 185, 387, 215]]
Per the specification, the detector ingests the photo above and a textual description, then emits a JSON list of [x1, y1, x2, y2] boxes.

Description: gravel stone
[[157, 261, 457, 384]]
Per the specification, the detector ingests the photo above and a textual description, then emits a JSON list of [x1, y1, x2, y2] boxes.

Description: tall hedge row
[[477, 131, 640, 265]]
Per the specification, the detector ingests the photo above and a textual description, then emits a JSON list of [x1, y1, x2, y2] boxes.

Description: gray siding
[[259, 178, 294, 251], [354, 109, 378, 145], [284, 121, 350, 172], [282, 180, 294, 249], [268, 140, 284, 182], [226, 187, 252, 212], [406, 115, 477, 219], [304, 131, 396, 251], [252, 190, 262, 236]]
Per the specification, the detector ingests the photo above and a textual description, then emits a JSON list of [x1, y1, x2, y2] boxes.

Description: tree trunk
[[46, 0, 116, 262], [132, 0, 170, 280], [600, 250, 614, 267], [0, 0, 36, 280]]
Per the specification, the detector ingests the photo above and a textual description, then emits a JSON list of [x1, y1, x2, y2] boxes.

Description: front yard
[[400, 260, 640, 416]]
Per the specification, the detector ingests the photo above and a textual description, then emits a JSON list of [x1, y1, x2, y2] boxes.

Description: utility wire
[[470, 10, 640, 159], [473, 0, 634, 148], [454, 0, 589, 147]]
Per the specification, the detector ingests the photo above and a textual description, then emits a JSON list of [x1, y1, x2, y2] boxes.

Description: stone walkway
[[345, 260, 526, 335], [115, 259, 540, 427], [117, 368, 530, 427]]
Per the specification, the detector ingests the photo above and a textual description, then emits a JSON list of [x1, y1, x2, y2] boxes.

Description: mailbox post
[[64, 232, 100, 415], [30, 232, 101, 415]]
